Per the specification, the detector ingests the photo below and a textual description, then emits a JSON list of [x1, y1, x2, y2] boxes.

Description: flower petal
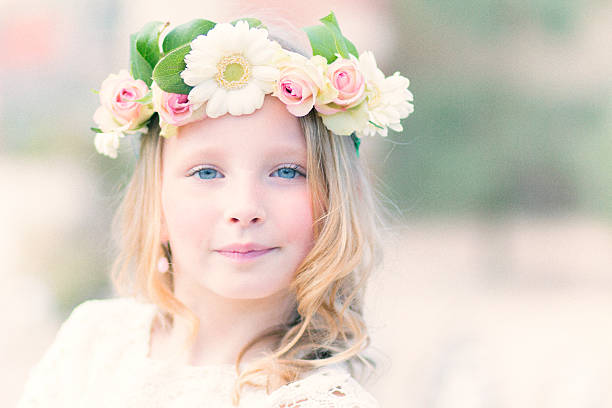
[[252, 65, 280, 82], [206, 89, 229, 118], [181, 64, 217, 85], [320, 102, 369, 136], [188, 79, 218, 105], [226, 90, 245, 116], [94, 131, 120, 158], [93, 106, 121, 132], [286, 96, 314, 117]]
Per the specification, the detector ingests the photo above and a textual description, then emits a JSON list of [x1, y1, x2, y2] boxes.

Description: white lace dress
[[16, 297, 380, 408]]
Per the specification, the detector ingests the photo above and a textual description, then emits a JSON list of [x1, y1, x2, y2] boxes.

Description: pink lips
[[215, 243, 277, 262]]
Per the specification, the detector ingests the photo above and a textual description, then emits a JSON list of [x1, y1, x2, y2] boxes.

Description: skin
[[152, 96, 314, 367]]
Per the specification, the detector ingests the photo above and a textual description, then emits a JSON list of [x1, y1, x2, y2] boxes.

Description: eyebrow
[[179, 145, 225, 162], [179, 144, 306, 162], [262, 145, 307, 158]]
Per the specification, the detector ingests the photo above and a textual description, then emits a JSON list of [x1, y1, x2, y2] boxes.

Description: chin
[[212, 275, 293, 300], [209, 283, 289, 300], [202, 260, 296, 300]]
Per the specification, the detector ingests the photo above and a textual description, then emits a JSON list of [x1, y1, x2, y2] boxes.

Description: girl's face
[[160, 96, 314, 300]]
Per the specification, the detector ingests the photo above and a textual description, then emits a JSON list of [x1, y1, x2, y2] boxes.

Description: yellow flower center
[[216, 54, 251, 90], [368, 85, 381, 109]]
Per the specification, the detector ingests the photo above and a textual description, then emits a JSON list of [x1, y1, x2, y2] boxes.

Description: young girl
[[17, 11, 413, 407]]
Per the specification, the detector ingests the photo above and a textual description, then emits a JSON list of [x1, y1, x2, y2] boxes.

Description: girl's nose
[[226, 211, 264, 226], [223, 179, 266, 227]]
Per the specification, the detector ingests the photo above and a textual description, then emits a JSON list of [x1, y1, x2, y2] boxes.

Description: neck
[[157, 274, 296, 368]]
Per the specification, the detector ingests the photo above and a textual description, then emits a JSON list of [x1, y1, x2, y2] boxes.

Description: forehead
[[164, 96, 305, 161]]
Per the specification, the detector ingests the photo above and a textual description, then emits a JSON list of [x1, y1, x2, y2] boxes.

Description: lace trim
[[266, 366, 380, 408]]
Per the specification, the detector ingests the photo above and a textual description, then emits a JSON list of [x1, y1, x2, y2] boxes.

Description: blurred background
[[2, 0, 612, 406]]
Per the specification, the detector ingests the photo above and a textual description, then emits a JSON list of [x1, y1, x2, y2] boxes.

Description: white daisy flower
[[180, 20, 282, 118], [356, 51, 414, 137]]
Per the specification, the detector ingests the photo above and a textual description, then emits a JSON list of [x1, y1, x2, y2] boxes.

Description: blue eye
[[196, 168, 222, 180], [272, 166, 304, 179]]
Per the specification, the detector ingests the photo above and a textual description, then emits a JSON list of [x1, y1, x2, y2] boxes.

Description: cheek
[[162, 183, 216, 245], [274, 188, 314, 248]]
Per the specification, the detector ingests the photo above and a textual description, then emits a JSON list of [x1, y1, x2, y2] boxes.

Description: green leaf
[[230, 18, 265, 29], [303, 25, 339, 64], [152, 43, 193, 94], [130, 33, 153, 86], [162, 19, 216, 53], [319, 13, 349, 58], [136, 21, 166, 69], [91, 127, 103, 133], [304, 12, 359, 64], [320, 12, 341, 31], [304, 12, 360, 63], [319, 11, 358, 58], [343, 36, 358, 57]]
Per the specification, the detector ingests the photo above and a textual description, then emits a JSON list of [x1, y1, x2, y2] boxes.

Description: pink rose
[[152, 82, 206, 127], [275, 69, 319, 117], [316, 56, 366, 115], [94, 70, 153, 131], [161, 93, 191, 124], [273, 53, 330, 117]]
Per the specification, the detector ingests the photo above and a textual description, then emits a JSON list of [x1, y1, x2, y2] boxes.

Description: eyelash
[[273, 164, 306, 178], [187, 165, 222, 179], [186, 164, 306, 179]]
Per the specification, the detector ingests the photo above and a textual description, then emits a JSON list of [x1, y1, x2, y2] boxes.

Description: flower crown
[[92, 12, 414, 159]]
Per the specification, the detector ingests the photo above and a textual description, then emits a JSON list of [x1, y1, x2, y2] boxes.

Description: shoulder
[[67, 296, 153, 323], [70, 296, 152, 315], [266, 365, 380, 408], [53, 296, 155, 349], [17, 297, 153, 406]]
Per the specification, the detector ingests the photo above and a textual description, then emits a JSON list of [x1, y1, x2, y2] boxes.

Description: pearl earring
[[157, 256, 169, 274], [158, 242, 172, 274]]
